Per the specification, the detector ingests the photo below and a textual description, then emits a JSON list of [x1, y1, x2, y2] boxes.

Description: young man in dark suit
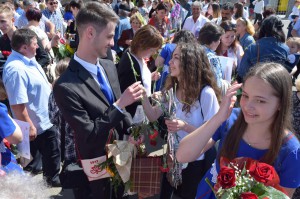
[[53, 2, 145, 199]]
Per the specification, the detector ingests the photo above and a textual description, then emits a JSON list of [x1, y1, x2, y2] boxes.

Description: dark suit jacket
[[53, 58, 132, 160], [117, 50, 143, 117]]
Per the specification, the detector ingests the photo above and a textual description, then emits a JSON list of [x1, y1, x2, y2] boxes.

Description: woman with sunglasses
[[236, 17, 255, 51]]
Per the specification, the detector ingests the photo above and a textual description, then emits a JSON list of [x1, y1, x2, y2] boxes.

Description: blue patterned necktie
[[97, 66, 114, 105]]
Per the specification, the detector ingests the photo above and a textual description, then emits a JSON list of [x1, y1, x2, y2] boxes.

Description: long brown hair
[[164, 42, 221, 113], [216, 20, 238, 55], [234, 2, 243, 19], [219, 62, 293, 164]]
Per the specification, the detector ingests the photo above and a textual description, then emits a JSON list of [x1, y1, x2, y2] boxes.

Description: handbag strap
[[198, 84, 207, 120], [73, 129, 114, 161]]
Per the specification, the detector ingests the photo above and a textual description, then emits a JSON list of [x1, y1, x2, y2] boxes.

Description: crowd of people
[[0, 0, 300, 199]]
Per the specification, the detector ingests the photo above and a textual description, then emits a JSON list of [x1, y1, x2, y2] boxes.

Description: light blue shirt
[[2, 50, 53, 135], [293, 18, 300, 36]]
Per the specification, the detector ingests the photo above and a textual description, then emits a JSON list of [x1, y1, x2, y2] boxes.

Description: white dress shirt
[[182, 14, 210, 37]]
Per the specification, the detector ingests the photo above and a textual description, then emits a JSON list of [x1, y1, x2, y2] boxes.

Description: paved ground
[[38, 18, 291, 199]]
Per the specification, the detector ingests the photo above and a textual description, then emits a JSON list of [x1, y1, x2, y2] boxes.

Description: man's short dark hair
[[198, 22, 224, 45], [155, 2, 168, 12], [76, 2, 119, 36], [22, 0, 35, 8], [69, 0, 83, 9], [222, 2, 234, 11], [11, 28, 37, 51]]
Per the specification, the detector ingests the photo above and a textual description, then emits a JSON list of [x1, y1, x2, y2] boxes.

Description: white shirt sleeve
[[200, 86, 219, 122]]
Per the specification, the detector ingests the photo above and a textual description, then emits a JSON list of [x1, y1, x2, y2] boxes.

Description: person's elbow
[[7, 127, 23, 144], [176, 150, 184, 163], [176, 142, 190, 163]]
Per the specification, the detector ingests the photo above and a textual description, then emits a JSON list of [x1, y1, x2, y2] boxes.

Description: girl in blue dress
[[176, 62, 300, 198], [0, 102, 23, 173]]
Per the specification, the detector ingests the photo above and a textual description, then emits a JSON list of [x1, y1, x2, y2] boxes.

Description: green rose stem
[[127, 52, 144, 102], [127, 52, 139, 82], [205, 177, 217, 195]]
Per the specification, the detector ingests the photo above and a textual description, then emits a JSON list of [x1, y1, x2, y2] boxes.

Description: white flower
[[210, 161, 217, 183]]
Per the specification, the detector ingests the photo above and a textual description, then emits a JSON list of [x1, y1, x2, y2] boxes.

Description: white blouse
[[174, 86, 219, 160]]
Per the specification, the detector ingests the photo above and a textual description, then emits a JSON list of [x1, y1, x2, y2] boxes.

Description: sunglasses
[[49, 1, 58, 5]]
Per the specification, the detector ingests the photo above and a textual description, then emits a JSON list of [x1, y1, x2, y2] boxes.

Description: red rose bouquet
[[52, 38, 74, 61], [207, 157, 290, 199]]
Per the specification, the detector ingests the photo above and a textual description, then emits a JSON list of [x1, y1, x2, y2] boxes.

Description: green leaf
[[220, 191, 234, 199], [251, 183, 267, 196], [261, 186, 290, 199]]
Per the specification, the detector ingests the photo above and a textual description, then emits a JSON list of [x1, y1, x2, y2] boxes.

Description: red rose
[[160, 165, 170, 173], [60, 38, 66, 45], [149, 129, 159, 140], [248, 162, 279, 186], [240, 192, 258, 199], [217, 167, 236, 189], [150, 139, 157, 146], [2, 51, 11, 57]]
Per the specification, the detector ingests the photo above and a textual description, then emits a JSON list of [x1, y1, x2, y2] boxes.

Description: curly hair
[[164, 42, 221, 113]]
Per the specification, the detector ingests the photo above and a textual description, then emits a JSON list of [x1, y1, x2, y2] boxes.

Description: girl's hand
[[165, 119, 186, 132], [151, 71, 161, 81], [217, 83, 242, 122], [151, 91, 162, 101]]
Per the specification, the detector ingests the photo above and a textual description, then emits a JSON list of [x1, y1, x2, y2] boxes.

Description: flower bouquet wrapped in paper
[[207, 157, 289, 199]]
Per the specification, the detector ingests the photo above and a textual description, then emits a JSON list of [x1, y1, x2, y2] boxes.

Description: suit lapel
[[99, 59, 119, 100], [70, 59, 110, 106]]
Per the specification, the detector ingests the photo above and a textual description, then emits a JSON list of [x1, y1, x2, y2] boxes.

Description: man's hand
[[11, 104, 37, 141], [50, 32, 61, 48], [115, 81, 145, 109], [29, 125, 37, 141]]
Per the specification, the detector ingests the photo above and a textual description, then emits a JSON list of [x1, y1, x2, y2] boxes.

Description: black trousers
[[160, 159, 205, 199], [254, 13, 263, 24], [31, 125, 61, 184]]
